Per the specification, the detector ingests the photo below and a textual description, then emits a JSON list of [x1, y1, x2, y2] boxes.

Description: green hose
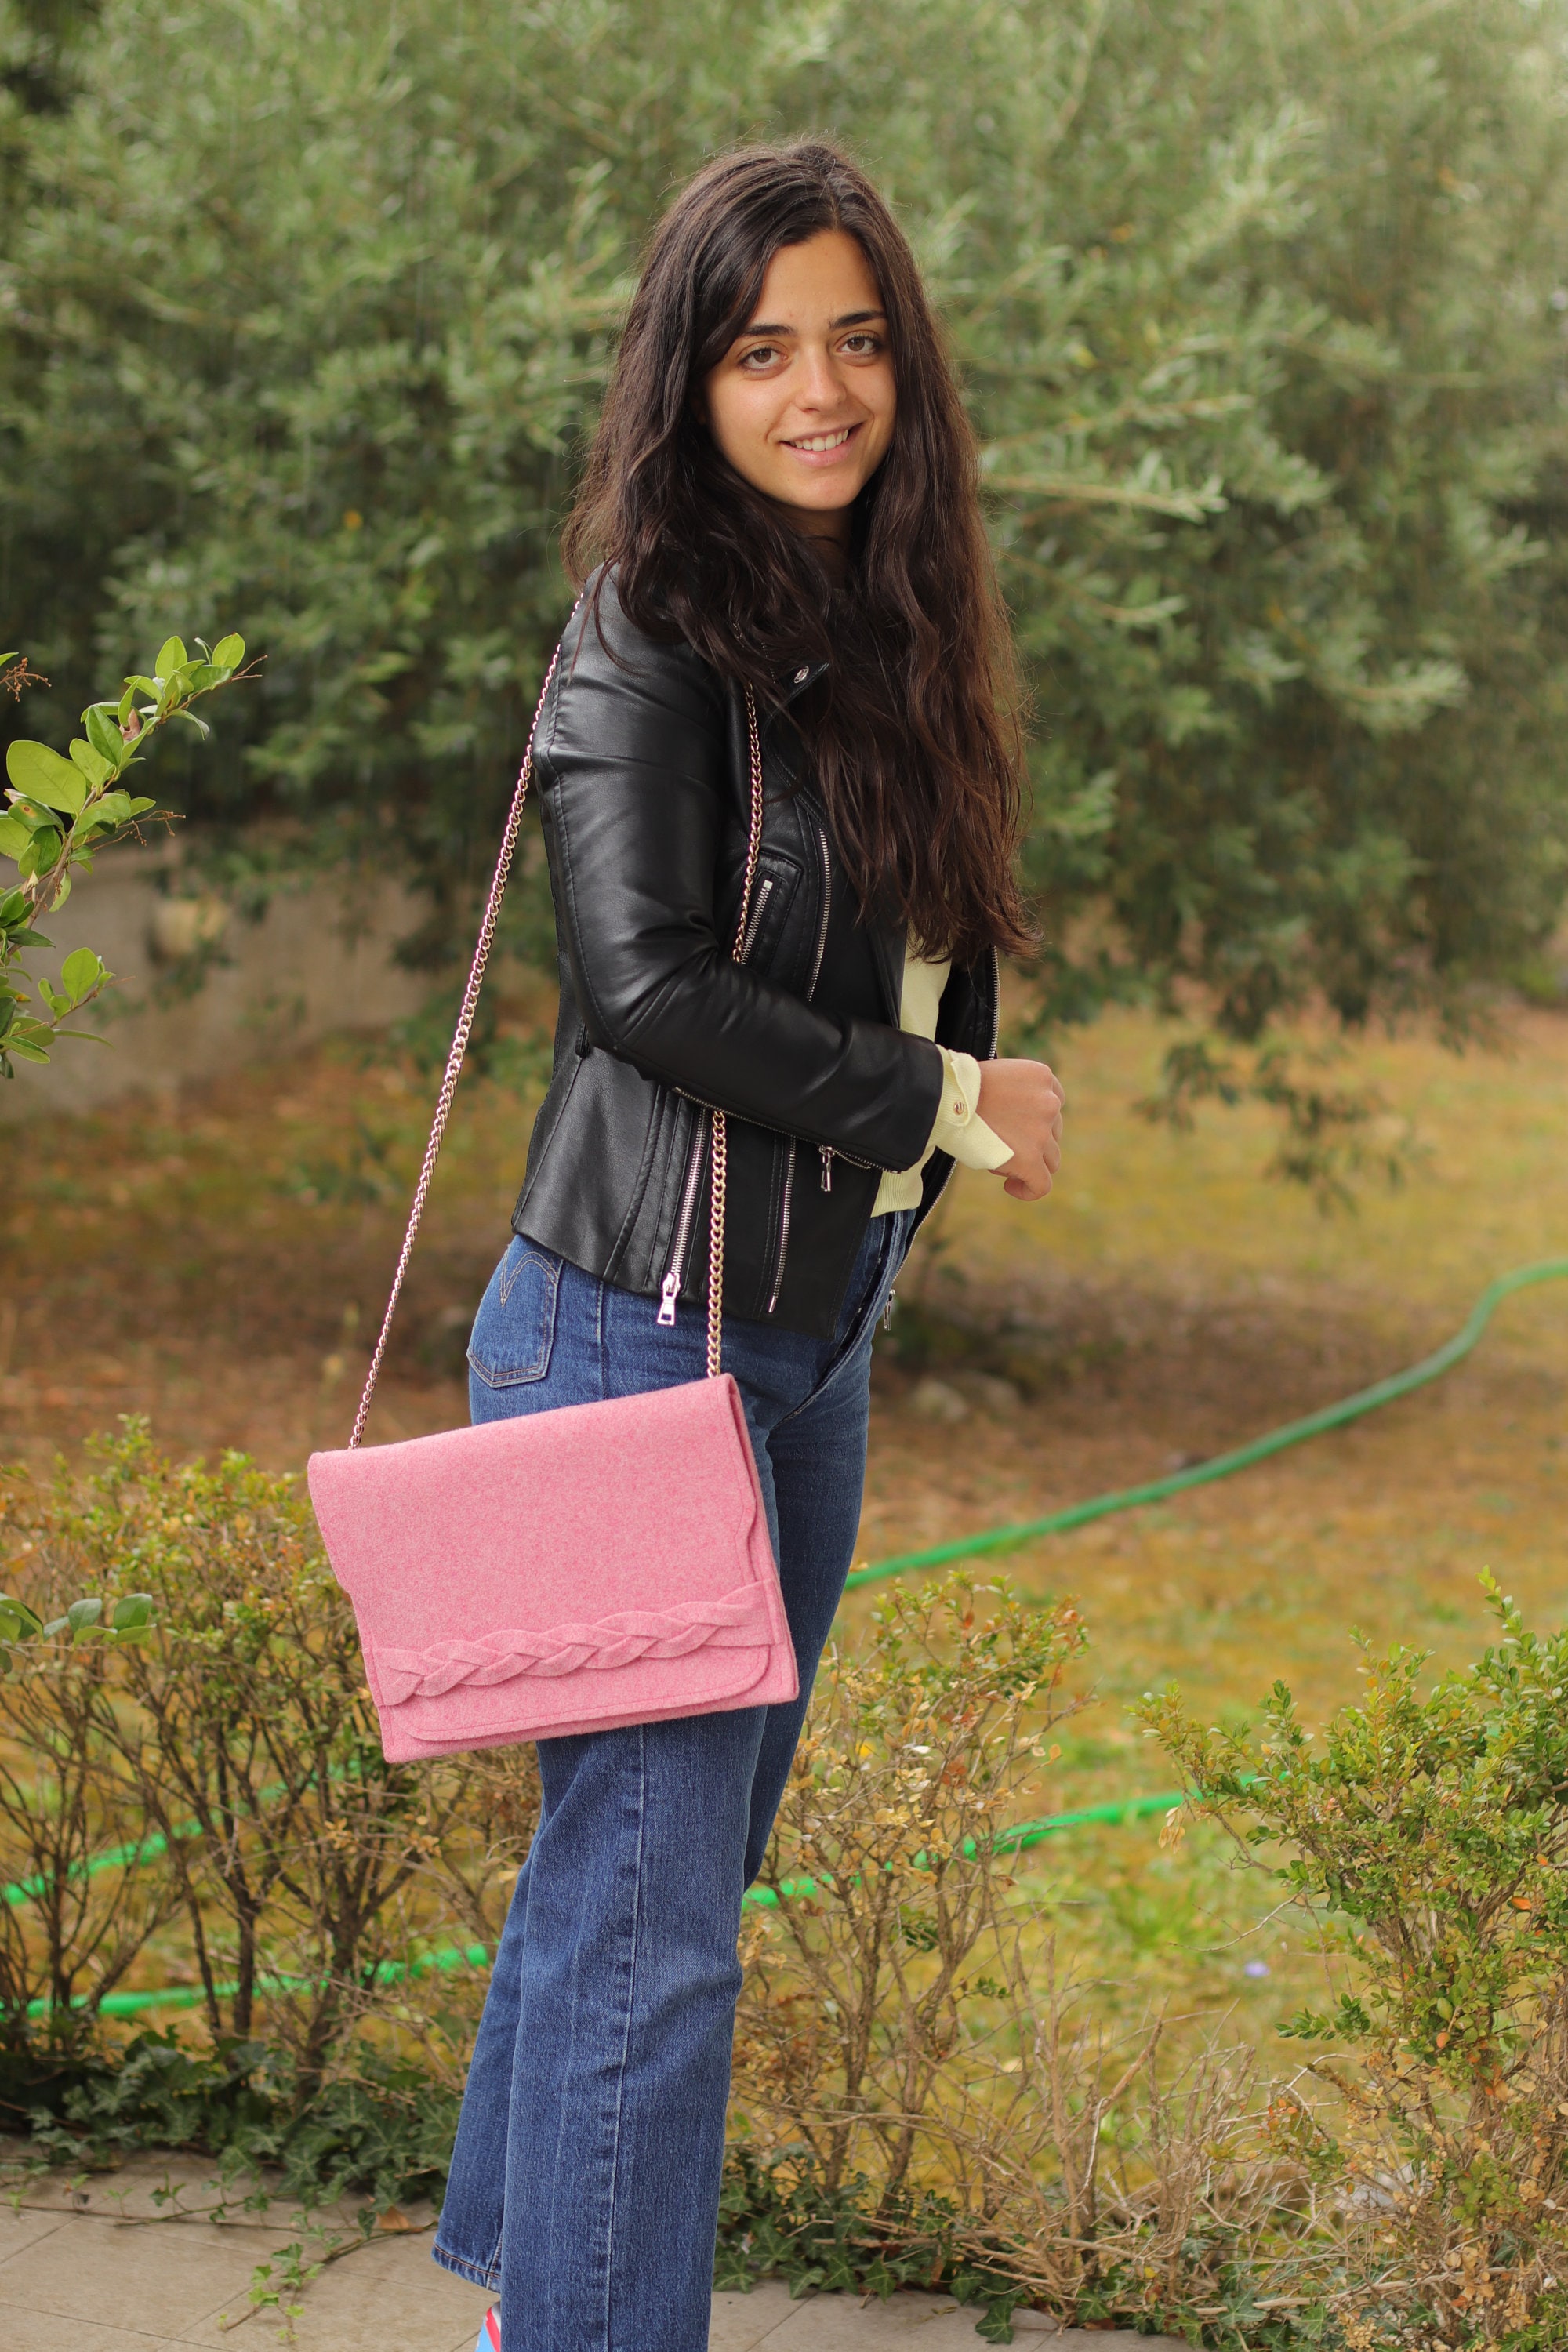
[[27, 1939, 493, 2022], [33, 1798, 1194, 2012], [738, 1788, 1189, 1910], [13, 1259, 1565, 2020], [846, 1255, 1568, 1589]]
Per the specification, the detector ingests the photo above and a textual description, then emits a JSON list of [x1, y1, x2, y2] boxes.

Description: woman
[[433, 140, 1065, 2352]]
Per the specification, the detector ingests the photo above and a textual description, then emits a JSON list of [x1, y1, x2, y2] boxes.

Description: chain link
[[705, 685, 765, 1381], [350, 665, 763, 1444], [349, 653, 560, 1446]]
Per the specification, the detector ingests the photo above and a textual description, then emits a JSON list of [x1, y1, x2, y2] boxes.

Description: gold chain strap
[[350, 654, 559, 1447], [350, 665, 762, 1443], [706, 685, 764, 1380]]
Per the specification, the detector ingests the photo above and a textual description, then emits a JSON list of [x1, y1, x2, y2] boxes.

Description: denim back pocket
[[467, 1240, 561, 1388]]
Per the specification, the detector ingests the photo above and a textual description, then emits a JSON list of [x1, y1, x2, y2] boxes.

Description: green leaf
[[212, 633, 245, 668], [111, 1592, 154, 1632], [41, 1615, 70, 1638], [6, 740, 86, 816], [0, 1595, 42, 1641], [66, 1597, 103, 1632], [4, 1036, 50, 1062], [60, 948, 105, 1004], [154, 636, 188, 681], [91, 791, 134, 829], [0, 815, 30, 859], [126, 797, 156, 818], [84, 705, 128, 767], [69, 739, 114, 790], [20, 828, 63, 880]]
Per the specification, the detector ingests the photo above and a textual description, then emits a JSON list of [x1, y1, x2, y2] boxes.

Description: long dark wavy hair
[[563, 139, 1032, 967]]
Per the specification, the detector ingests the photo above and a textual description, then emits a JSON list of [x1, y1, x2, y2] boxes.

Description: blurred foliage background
[[0, 0, 1566, 1069]]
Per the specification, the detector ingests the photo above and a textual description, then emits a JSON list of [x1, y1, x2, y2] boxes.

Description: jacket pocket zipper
[[806, 825, 832, 996], [739, 876, 774, 962], [656, 1111, 709, 1326], [656, 842, 779, 1327], [820, 1142, 876, 1192], [765, 1140, 795, 1315], [767, 826, 834, 1305]]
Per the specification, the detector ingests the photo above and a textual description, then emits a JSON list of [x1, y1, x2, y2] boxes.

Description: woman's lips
[[779, 421, 863, 466]]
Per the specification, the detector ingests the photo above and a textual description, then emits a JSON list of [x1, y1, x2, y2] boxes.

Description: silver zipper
[[657, 1112, 708, 1326], [739, 877, 774, 962], [765, 1141, 795, 1316], [822, 1139, 877, 1189], [807, 825, 832, 996], [766, 827, 833, 1309]]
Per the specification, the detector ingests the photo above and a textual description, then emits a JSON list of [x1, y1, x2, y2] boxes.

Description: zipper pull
[[883, 1289, 897, 1334], [657, 1272, 680, 1327], [819, 1146, 833, 1192]]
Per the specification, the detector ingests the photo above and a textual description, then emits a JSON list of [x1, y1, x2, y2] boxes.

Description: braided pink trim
[[376, 1581, 775, 1704]]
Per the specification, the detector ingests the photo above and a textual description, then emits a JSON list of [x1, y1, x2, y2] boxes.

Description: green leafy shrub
[[25, 2028, 465, 2213], [5, 1, 1566, 1189], [733, 1582, 1305, 2345], [13, 1424, 1568, 2345], [0, 1422, 537, 2100], [1142, 1573, 1568, 2347], [0, 637, 246, 1074]]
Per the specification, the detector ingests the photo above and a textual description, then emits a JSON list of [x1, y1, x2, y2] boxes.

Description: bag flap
[[307, 1374, 775, 1688]]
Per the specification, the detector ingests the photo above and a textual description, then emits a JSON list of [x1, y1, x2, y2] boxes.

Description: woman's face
[[702, 228, 896, 545]]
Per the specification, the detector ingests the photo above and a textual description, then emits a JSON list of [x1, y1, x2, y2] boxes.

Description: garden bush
[[5, 1425, 1568, 2345], [0, 1421, 537, 2110], [1144, 1574, 1568, 2348], [4, 0, 1567, 1185]]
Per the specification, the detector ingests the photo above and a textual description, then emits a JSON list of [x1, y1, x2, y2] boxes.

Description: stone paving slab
[[0, 2154, 1188, 2348]]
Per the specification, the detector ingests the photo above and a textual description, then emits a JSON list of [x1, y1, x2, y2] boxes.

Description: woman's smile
[[782, 423, 858, 455]]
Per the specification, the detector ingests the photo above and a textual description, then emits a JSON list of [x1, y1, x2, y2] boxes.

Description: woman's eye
[[739, 344, 782, 369], [840, 333, 882, 356]]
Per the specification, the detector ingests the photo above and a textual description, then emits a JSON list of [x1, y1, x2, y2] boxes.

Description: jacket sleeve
[[535, 583, 944, 1173]]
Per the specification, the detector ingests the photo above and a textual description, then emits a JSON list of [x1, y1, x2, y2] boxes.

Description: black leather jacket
[[511, 573, 1000, 1338]]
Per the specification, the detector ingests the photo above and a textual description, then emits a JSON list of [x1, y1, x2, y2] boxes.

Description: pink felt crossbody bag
[[307, 658, 797, 1762]]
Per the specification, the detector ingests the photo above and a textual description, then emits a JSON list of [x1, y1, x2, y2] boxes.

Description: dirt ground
[[2, 998, 1565, 1830]]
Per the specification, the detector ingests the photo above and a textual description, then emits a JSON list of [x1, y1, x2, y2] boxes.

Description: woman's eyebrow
[[735, 307, 888, 339]]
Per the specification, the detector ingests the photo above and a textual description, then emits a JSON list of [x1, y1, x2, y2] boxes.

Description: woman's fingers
[[976, 1058, 1065, 1203]]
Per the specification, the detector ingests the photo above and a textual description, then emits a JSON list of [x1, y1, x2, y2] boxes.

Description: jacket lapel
[[767, 665, 906, 1026]]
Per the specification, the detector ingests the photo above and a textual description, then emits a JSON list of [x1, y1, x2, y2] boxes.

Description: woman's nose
[[794, 346, 850, 409]]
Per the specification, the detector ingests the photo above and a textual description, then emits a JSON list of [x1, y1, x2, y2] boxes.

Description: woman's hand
[[977, 1058, 1065, 1200]]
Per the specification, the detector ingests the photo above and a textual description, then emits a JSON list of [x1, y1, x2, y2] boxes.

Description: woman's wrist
[[931, 1048, 1014, 1171]]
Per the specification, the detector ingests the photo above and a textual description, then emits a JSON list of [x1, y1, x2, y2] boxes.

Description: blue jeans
[[433, 1208, 913, 2352]]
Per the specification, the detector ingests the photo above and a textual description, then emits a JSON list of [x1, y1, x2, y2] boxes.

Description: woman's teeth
[[787, 427, 853, 452]]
